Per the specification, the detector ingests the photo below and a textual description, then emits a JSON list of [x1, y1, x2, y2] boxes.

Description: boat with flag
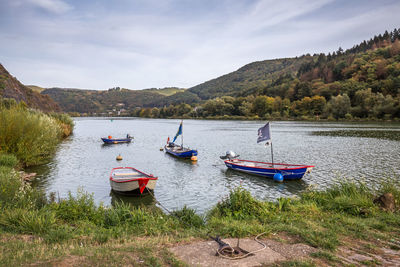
[[164, 121, 198, 159], [221, 122, 314, 181], [101, 134, 133, 144], [109, 167, 157, 195]]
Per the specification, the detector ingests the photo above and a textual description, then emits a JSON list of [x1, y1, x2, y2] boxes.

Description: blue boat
[[165, 142, 198, 158], [223, 159, 314, 180], [165, 121, 197, 159], [101, 134, 133, 144], [221, 122, 314, 181]]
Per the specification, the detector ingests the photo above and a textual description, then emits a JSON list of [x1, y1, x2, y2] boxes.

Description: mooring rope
[[215, 232, 267, 260], [145, 187, 267, 260]]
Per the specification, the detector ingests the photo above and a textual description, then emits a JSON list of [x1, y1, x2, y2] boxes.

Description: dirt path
[[170, 236, 400, 266]]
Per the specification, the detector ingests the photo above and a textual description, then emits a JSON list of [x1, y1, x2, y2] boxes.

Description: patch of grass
[[0, 153, 18, 168], [0, 208, 56, 235], [310, 250, 340, 263], [312, 130, 400, 141], [269, 260, 316, 267]]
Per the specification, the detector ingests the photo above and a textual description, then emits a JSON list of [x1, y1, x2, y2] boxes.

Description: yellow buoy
[[116, 154, 123, 161], [191, 155, 197, 161]]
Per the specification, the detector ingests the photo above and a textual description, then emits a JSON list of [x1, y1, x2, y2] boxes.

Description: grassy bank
[[0, 161, 399, 265]]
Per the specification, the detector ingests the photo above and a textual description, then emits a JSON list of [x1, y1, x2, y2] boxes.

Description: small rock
[[374, 193, 395, 212]]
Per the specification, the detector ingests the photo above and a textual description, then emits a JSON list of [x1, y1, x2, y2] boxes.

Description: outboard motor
[[220, 151, 240, 160]]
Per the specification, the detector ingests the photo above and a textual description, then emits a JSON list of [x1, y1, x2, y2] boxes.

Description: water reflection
[[110, 190, 156, 208]]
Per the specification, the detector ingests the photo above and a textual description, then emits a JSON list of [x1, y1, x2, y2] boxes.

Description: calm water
[[28, 118, 400, 214]]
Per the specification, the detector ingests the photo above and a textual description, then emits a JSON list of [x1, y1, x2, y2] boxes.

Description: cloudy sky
[[0, 0, 399, 90]]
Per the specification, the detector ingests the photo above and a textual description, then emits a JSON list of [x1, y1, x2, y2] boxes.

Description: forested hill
[[0, 64, 61, 112], [41, 87, 185, 114], [186, 57, 316, 100]]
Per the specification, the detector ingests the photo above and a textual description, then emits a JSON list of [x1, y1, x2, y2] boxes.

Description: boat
[[165, 142, 198, 158], [223, 157, 314, 180], [221, 122, 314, 181], [164, 121, 198, 159], [109, 167, 157, 195], [101, 134, 133, 144]]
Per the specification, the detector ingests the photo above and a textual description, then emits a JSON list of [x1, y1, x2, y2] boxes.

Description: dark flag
[[257, 122, 271, 144]]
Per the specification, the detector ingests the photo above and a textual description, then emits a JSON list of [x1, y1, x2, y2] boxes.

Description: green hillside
[[144, 87, 186, 96], [187, 56, 316, 99], [26, 85, 46, 93]]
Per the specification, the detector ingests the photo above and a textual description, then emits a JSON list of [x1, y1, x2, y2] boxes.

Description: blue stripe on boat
[[224, 160, 313, 180]]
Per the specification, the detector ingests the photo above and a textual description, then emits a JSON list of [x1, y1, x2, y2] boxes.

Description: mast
[[270, 142, 274, 167], [181, 120, 183, 148]]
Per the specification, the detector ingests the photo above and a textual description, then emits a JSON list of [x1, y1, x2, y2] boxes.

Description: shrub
[[103, 201, 134, 228], [170, 205, 204, 228], [208, 187, 268, 220], [0, 106, 62, 166], [49, 189, 104, 224]]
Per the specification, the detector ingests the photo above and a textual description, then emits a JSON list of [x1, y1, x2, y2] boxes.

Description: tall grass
[[0, 106, 62, 166], [0, 153, 18, 168], [48, 112, 74, 137]]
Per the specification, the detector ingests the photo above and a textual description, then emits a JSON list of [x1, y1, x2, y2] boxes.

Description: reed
[[0, 106, 62, 166]]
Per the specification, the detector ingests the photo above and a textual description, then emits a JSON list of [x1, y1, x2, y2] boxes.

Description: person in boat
[[126, 134, 131, 139]]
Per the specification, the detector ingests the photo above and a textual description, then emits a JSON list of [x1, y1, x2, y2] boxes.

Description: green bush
[[49, 189, 104, 224], [208, 187, 268, 220], [170, 205, 205, 228], [0, 106, 62, 166], [103, 201, 134, 228]]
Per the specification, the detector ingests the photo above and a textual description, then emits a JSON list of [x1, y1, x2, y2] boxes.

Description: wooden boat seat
[[113, 172, 148, 178]]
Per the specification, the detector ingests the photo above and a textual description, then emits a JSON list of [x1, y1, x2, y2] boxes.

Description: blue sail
[[172, 122, 183, 143]]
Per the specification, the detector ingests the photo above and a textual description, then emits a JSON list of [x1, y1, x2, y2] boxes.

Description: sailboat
[[164, 121, 198, 158], [220, 122, 314, 181]]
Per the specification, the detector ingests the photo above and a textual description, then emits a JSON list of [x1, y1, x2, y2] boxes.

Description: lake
[[28, 118, 400, 214]]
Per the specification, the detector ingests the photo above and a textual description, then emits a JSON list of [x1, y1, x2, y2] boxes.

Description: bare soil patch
[[170, 237, 317, 267]]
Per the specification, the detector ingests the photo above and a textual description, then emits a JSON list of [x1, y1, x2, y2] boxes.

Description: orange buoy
[[191, 155, 197, 161], [116, 154, 122, 160]]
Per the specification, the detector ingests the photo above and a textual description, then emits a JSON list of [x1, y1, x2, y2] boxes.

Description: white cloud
[[27, 0, 72, 14], [1, 0, 400, 89]]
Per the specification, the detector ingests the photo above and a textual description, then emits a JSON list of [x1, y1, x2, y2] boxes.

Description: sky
[[0, 0, 400, 90]]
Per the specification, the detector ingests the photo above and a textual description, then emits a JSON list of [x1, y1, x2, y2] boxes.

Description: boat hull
[[164, 145, 197, 158], [110, 179, 157, 195], [102, 138, 132, 144], [109, 167, 157, 195], [224, 160, 314, 180]]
